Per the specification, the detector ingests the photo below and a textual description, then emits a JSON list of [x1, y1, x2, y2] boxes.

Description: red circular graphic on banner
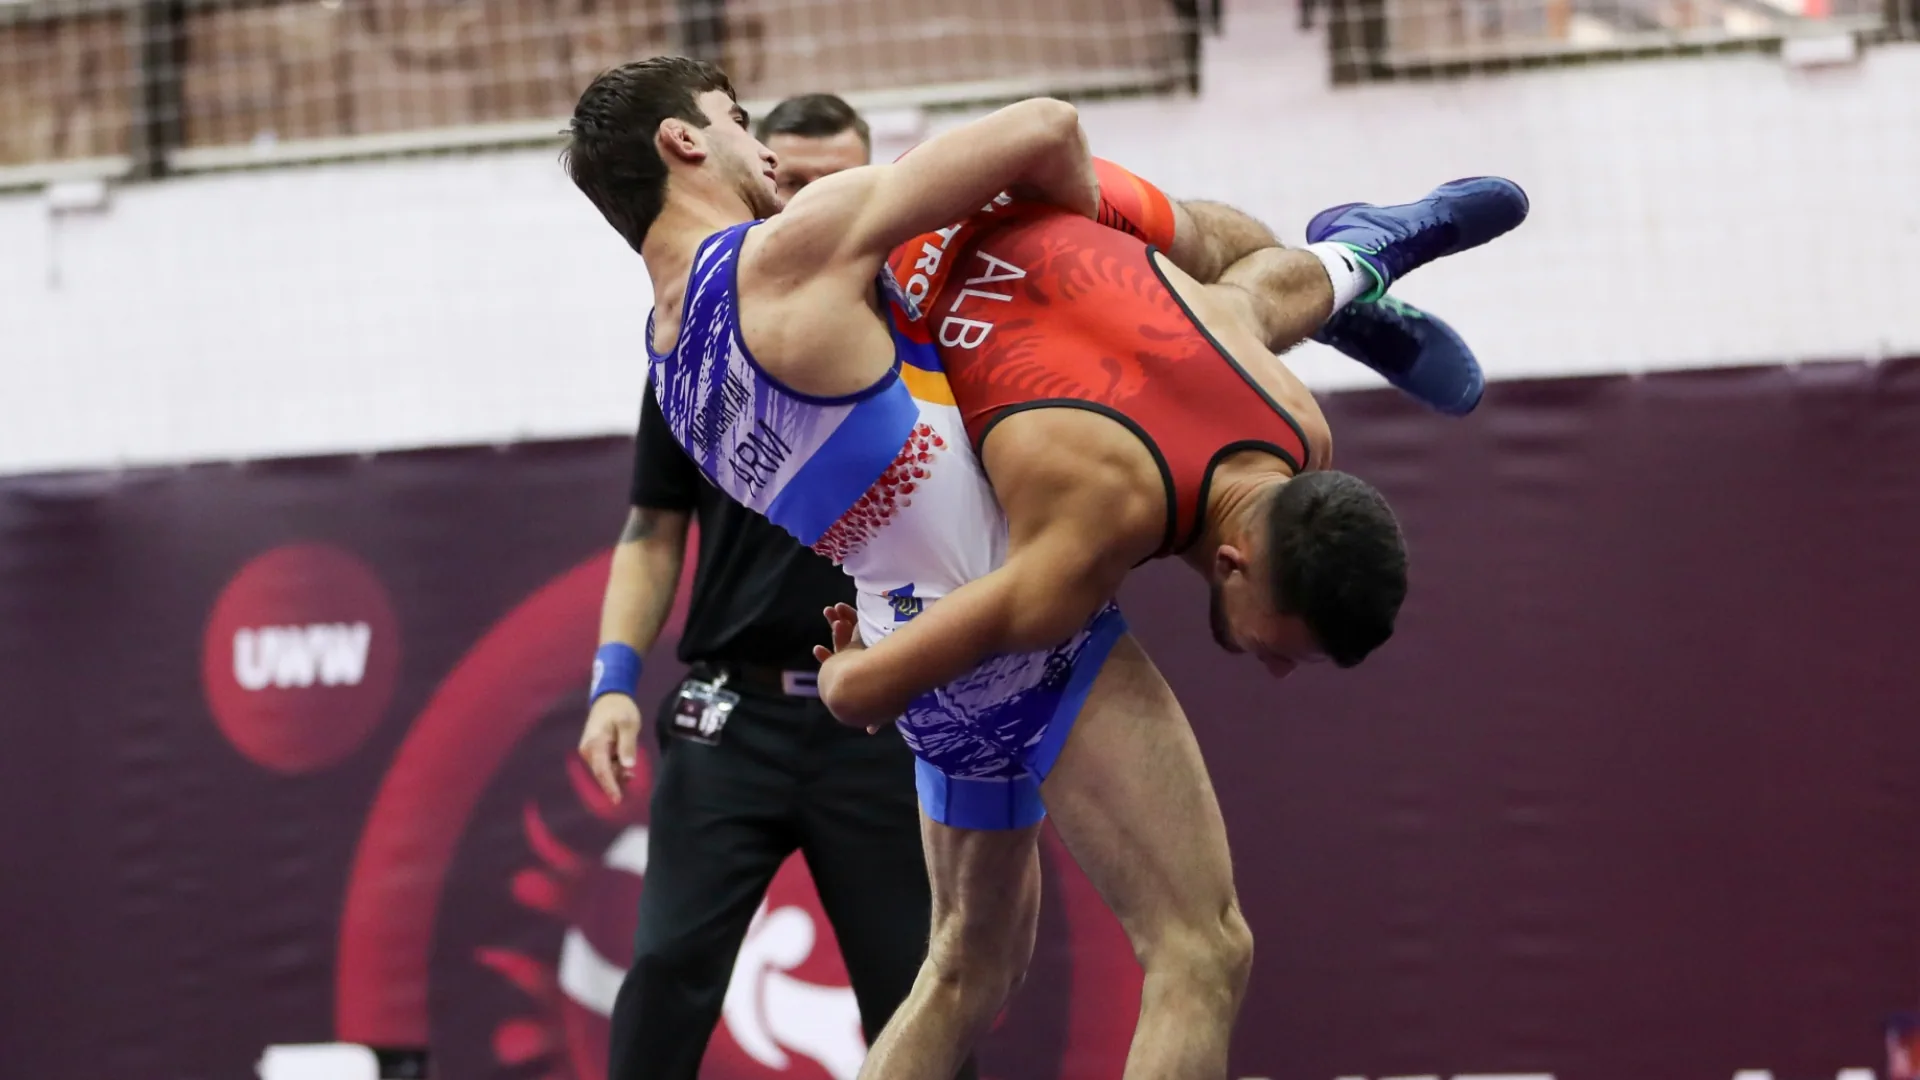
[[201, 543, 400, 773], [337, 551, 1143, 1077]]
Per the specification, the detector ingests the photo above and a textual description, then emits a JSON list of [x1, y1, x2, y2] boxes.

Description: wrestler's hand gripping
[[813, 602, 887, 733]]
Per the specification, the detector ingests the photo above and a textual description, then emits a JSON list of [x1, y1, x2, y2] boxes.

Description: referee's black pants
[[607, 678, 978, 1080]]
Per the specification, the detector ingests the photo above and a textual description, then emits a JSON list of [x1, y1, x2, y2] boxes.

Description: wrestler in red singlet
[[885, 159, 1312, 558]]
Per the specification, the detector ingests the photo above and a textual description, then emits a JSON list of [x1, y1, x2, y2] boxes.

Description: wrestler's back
[[919, 206, 1332, 557]]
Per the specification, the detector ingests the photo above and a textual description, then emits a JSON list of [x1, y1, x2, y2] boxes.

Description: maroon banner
[[3, 361, 1917, 1080]]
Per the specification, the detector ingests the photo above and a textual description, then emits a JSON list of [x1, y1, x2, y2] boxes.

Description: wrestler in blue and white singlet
[[647, 221, 1126, 831]]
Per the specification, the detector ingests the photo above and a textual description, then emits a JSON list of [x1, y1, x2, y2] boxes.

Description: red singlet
[[885, 159, 1311, 558]]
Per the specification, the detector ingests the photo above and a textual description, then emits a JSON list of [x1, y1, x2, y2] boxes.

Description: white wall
[[3, 1, 1917, 475]]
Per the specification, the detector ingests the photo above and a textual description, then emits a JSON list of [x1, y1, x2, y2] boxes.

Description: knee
[[1138, 901, 1254, 1001], [627, 925, 725, 986], [925, 900, 1037, 1009]]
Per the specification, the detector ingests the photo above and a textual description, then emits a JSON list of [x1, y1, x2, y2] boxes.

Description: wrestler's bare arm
[[735, 97, 1098, 397], [814, 419, 1163, 729], [745, 97, 1095, 294]]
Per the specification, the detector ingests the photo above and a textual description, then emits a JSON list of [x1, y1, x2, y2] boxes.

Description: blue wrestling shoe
[[1305, 176, 1530, 300], [1312, 296, 1485, 416]]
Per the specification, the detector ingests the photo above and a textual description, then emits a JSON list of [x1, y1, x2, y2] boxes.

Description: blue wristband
[[589, 642, 643, 702]]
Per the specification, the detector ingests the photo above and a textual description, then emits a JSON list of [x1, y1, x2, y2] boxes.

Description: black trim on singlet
[[1141, 245, 1312, 554], [1190, 438, 1309, 554], [977, 399, 1181, 561]]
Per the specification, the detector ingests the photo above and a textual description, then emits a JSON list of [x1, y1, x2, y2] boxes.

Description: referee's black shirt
[[630, 386, 856, 672]]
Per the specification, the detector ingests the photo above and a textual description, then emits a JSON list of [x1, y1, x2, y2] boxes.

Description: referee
[[575, 95, 977, 1080]]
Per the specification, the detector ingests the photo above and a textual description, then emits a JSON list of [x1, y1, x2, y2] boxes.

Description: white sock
[[1306, 242, 1377, 313]]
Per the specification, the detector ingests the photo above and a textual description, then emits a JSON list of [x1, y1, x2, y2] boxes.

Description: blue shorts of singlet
[[895, 603, 1129, 831]]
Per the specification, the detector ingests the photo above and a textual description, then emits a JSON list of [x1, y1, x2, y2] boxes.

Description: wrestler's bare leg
[[853, 818, 1043, 1080], [1213, 245, 1338, 355], [855, 634, 1253, 1080], [1041, 633, 1252, 1080], [1167, 199, 1338, 351], [1166, 199, 1284, 284], [1164, 177, 1530, 418]]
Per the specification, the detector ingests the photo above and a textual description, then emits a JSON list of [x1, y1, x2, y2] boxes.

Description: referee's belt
[[686, 661, 820, 699]]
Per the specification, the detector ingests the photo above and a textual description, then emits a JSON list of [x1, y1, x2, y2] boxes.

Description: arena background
[[4, 1, 1920, 1078]]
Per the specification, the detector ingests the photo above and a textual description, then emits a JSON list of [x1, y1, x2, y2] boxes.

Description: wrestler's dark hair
[[562, 56, 736, 255], [756, 92, 871, 149], [1265, 470, 1408, 668]]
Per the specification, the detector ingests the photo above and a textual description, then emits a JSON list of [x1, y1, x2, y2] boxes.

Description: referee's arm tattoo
[[619, 506, 672, 544]]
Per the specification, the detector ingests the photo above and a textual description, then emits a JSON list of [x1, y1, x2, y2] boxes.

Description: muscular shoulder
[[981, 407, 1165, 567], [735, 169, 897, 399], [743, 167, 886, 286]]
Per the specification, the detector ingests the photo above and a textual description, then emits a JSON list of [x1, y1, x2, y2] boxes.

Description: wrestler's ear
[[1212, 543, 1250, 582], [656, 118, 708, 165]]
